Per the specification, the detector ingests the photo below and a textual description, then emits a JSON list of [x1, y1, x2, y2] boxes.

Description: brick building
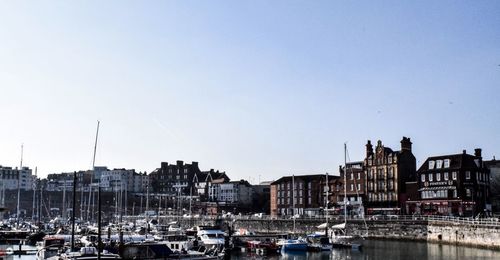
[[338, 161, 365, 216], [149, 161, 202, 196], [364, 137, 416, 215], [270, 174, 339, 217], [407, 149, 490, 217]]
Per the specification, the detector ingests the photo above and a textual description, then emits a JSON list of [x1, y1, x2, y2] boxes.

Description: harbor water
[[231, 240, 500, 260], [1, 240, 500, 259]]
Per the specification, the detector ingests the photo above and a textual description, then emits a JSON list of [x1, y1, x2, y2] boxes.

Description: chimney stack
[[401, 136, 412, 152], [366, 140, 373, 158], [474, 148, 482, 158], [463, 150, 466, 155]]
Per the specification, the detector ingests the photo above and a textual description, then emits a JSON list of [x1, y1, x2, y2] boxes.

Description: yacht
[[195, 226, 225, 252]]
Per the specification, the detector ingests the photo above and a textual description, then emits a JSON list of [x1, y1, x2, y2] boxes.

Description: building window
[[429, 174, 433, 182], [444, 159, 450, 168], [436, 173, 441, 181], [421, 174, 425, 182], [466, 171, 471, 180], [350, 173, 354, 180], [466, 188, 471, 197], [357, 173, 361, 179], [452, 171, 457, 180], [436, 160, 443, 169], [429, 161, 435, 169], [350, 184, 354, 191], [444, 172, 449, 181]]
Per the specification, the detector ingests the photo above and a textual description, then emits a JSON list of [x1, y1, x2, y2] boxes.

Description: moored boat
[[278, 238, 308, 252]]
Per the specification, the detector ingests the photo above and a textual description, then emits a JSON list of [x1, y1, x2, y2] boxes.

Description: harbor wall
[[163, 217, 500, 250], [426, 222, 500, 249]]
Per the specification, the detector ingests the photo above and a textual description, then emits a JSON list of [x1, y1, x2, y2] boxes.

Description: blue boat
[[278, 239, 308, 252]]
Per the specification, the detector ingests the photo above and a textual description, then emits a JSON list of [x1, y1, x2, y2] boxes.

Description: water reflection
[[231, 240, 500, 260]]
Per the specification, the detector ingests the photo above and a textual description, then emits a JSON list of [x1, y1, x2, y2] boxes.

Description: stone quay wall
[[157, 217, 500, 250]]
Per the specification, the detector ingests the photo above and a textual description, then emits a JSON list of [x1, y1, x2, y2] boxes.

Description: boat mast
[[189, 186, 192, 217], [90, 121, 102, 259], [71, 171, 77, 251], [344, 143, 347, 224], [32, 167, 37, 222], [88, 121, 100, 222], [292, 174, 295, 234], [80, 175, 84, 221], [325, 171, 329, 235], [62, 175, 67, 220], [39, 181, 43, 226], [16, 144, 23, 229], [158, 193, 161, 219], [146, 183, 150, 233], [124, 183, 128, 218]]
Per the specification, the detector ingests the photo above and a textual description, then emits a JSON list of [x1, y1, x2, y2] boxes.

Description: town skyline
[[1, 1, 499, 180]]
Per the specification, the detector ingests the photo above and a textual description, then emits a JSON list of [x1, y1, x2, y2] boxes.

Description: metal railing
[[123, 214, 500, 227]]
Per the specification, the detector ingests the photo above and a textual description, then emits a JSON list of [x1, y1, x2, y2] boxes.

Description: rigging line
[[345, 145, 369, 236]]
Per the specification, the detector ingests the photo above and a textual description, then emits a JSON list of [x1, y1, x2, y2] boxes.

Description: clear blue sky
[[1, 1, 499, 181]]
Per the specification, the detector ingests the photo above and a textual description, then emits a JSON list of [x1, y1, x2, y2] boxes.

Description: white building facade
[[0, 166, 34, 191]]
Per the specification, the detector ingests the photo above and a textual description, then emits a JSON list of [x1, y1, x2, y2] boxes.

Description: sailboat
[[40, 121, 122, 260], [306, 172, 333, 251], [278, 175, 308, 252], [329, 143, 364, 249]]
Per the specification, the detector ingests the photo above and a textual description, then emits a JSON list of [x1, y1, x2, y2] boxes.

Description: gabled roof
[[417, 152, 484, 173]]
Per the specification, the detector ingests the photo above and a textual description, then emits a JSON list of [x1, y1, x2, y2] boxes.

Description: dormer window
[[436, 160, 443, 169], [444, 159, 450, 168], [429, 161, 435, 169]]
